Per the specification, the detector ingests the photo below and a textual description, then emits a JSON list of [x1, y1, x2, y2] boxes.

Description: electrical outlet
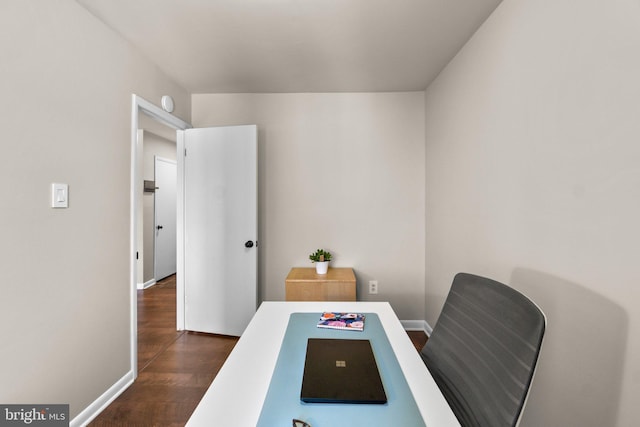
[[369, 280, 378, 294]]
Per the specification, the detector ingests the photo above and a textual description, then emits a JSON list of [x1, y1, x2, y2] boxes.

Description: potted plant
[[309, 248, 332, 275]]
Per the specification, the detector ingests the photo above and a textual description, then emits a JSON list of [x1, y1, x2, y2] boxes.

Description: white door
[[154, 157, 177, 281], [182, 125, 257, 336]]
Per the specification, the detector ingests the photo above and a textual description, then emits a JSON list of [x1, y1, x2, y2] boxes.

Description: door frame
[[130, 94, 191, 377]]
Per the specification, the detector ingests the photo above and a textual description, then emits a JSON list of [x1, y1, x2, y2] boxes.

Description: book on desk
[[316, 312, 365, 331]]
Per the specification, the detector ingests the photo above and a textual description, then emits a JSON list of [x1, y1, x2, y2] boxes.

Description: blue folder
[[256, 312, 425, 426]]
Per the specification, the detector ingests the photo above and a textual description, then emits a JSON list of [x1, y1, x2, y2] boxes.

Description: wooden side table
[[285, 267, 356, 301]]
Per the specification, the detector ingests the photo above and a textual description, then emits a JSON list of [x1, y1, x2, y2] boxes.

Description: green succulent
[[309, 249, 332, 263]]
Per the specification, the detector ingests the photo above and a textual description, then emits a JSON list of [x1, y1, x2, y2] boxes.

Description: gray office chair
[[420, 273, 545, 427]]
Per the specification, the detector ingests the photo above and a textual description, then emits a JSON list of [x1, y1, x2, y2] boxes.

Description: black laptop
[[300, 338, 387, 404]]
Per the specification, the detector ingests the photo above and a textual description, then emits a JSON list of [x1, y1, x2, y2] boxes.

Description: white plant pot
[[315, 261, 329, 275]]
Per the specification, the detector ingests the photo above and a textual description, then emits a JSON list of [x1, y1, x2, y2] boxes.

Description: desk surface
[[186, 301, 460, 426]]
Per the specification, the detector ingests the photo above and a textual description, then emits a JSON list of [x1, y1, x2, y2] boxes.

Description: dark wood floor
[[90, 275, 427, 426], [89, 276, 237, 426]]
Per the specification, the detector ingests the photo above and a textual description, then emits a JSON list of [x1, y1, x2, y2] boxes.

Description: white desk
[[187, 301, 460, 426]]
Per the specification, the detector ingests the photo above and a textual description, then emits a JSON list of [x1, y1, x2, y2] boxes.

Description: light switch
[[51, 183, 69, 208]]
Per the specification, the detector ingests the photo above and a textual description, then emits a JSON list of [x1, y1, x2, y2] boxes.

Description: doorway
[[130, 95, 258, 378], [137, 125, 178, 289], [130, 94, 190, 377]]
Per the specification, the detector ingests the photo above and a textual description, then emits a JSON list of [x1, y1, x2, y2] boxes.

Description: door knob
[[156, 225, 163, 230], [245, 240, 254, 248]]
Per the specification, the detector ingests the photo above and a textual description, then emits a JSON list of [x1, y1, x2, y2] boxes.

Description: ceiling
[[76, 0, 502, 94]]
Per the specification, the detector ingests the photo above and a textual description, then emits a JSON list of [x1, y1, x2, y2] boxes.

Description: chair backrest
[[421, 273, 545, 427]]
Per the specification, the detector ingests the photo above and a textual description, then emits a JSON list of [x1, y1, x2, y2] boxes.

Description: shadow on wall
[[510, 268, 627, 427]]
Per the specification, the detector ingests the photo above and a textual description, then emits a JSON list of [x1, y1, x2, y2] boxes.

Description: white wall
[[424, 0, 640, 425], [0, 0, 189, 420], [192, 93, 426, 319]]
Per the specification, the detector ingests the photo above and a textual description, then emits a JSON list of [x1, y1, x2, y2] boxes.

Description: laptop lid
[[300, 338, 387, 404]]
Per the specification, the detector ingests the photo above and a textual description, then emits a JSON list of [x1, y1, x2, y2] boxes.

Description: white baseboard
[[400, 319, 433, 337], [70, 370, 135, 427], [143, 279, 157, 289], [137, 279, 156, 290]]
